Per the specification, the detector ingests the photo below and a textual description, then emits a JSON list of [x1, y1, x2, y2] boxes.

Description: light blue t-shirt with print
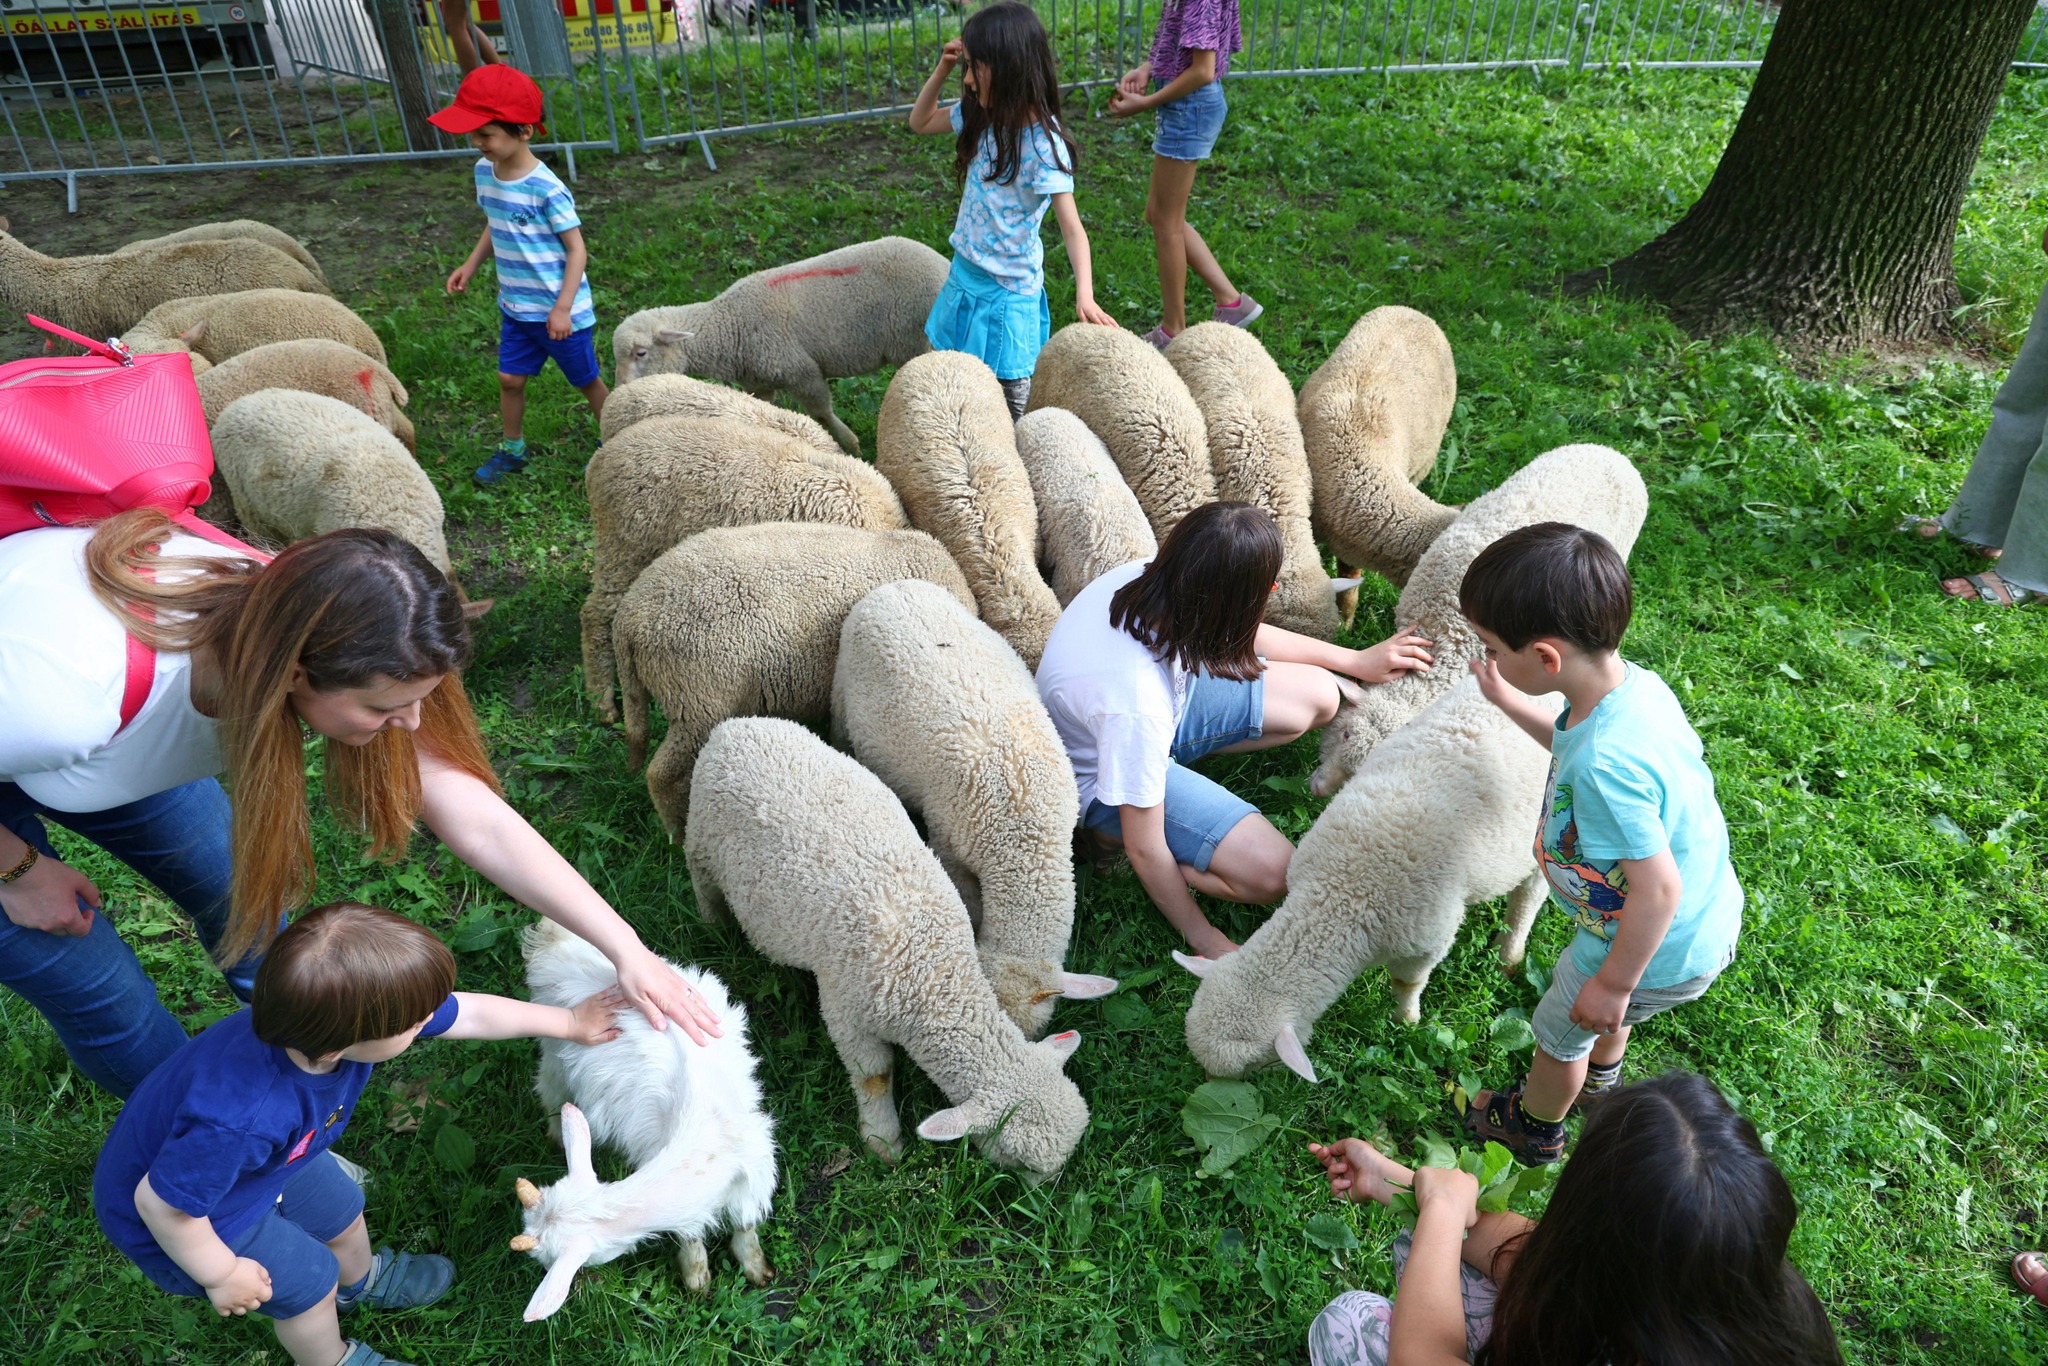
[[1536, 663, 1742, 988], [946, 102, 1076, 297], [474, 158, 596, 330]]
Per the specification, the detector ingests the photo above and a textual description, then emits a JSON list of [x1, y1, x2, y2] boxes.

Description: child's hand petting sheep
[[1346, 626, 1436, 684], [567, 986, 632, 1046]]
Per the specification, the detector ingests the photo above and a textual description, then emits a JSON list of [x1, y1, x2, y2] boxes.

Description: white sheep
[[196, 339, 413, 451], [598, 372, 841, 452], [209, 389, 450, 575], [614, 522, 975, 838], [1179, 677, 1560, 1079], [1167, 321, 1341, 638], [612, 237, 950, 454], [116, 220, 326, 287], [1025, 322, 1216, 540], [510, 921, 776, 1319], [121, 288, 388, 368], [685, 717, 1092, 1179], [582, 415, 909, 722], [875, 351, 1061, 668], [831, 580, 1117, 1037], [1298, 305, 1461, 588], [0, 218, 326, 341], [1311, 443, 1647, 796], [1011, 408, 1157, 606]]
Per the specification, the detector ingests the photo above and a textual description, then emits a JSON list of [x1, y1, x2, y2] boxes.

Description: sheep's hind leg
[[678, 1238, 712, 1295], [818, 990, 902, 1162], [787, 367, 860, 455], [1494, 872, 1546, 976], [731, 1225, 773, 1285]]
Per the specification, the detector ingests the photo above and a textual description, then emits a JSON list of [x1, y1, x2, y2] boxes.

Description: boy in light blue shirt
[[1457, 522, 1742, 1164]]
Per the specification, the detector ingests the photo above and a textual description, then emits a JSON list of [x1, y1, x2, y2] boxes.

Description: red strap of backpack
[[113, 528, 271, 735], [26, 312, 132, 365]]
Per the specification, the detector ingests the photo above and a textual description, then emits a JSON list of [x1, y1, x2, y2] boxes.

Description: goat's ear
[[1171, 950, 1214, 979], [1038, 1029, 1082, 1062], [1274, 1023, 1319, 1084], [179, 319, 208, 344], [521, 1240, 593, 1321], [560, 1103, 595, 1179], [1057, 972, 1118, 1000], [915, 1106, 976, 1142], [653, 327, 694, 344]]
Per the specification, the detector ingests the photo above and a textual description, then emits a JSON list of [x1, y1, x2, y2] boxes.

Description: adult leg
[[1987, 433, 2048, 594], [436, 0, 499, 72], [1944, 279, 2048, 549]]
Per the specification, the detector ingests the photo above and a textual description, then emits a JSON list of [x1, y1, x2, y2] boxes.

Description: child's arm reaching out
[[1048, 193, 1116, 327], [447, 225, 491, 296], [909, 39, 964, 135], [1469, 656, 1557, 750], [441, 988, 629, 1047], [134, 1177, 273, 1318]]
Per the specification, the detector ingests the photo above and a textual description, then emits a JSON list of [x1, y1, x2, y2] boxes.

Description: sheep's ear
[[179, 319, 208, 344], [0, 216, 10, 232], [1332, 675, 1366, 706], [1057, 972, 1118, 1000], [560, 1103, 595, 1180], [1328, 576, 1364, 595], [521, 1239, 593, 1321], [1274, 1023, 1319, 1084], [915, 1106, 976, 1142], [1171, 950, 1215, 979], [461, 598, 495, 619], [653, 327, 694, 344], [1038, 1029, 1082, 1061]]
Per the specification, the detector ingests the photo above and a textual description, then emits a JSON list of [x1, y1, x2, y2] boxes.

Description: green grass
[[4, 64, 2048, 1366]]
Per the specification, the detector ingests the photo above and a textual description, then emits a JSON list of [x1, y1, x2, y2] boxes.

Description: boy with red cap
[[434, 65, 608, 485]]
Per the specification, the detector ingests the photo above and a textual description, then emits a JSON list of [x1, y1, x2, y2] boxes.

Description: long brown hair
[[252, 901, 457, 1058], [86, 509, 499, 968], [1109, 502, 1281, 681], [953, 2, 1076, 189]]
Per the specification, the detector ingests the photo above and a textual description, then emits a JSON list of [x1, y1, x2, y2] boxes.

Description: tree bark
[[1568, 0, 2037, 344], [367, 0, 444, 152]]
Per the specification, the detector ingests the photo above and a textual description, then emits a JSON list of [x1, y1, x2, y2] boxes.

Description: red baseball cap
[[429, 64, 547, 136]]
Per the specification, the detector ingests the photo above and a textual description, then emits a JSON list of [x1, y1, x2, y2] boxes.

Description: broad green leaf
[[1181, 1080, 1279, 1174], [1302, 1212, 1359, 1252], [447, 913, 502, 954], [1255, 1243, 1285, 1299], [1415, 1134, 1457, 1170], [432, 1122, 474, 1172]]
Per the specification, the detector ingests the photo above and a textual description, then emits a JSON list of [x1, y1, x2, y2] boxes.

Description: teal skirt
[[924, 256, 1051, 381]]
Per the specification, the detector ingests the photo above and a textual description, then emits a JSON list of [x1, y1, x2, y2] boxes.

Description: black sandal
[[1462, 1083, 1566, 1165]]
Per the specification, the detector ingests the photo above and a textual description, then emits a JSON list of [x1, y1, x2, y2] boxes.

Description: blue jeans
[[0, 778, 250, 1097], [1084, 671, 1264, 872]]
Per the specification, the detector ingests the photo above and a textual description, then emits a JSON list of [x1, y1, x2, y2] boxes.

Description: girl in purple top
[[1109, 0, 1259, 348]]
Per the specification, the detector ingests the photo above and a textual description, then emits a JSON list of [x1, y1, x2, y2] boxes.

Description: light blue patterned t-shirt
[[1536, 663, 1742, 988], [946, 102, 1076, 297], [475, 158, 596, 329]]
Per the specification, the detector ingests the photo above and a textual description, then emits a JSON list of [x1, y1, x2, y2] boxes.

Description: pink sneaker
[[1143, 325, 1175, 350], [1213, 293, 1263, 327]]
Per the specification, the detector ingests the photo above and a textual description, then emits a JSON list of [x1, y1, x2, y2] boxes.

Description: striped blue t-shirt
[[474, 158, 595, 330]]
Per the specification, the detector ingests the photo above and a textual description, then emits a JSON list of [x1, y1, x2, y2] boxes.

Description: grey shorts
[[1530, 942, 1733, 1063]]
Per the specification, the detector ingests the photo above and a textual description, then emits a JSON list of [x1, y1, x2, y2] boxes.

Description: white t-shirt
[[1035, 561, 1190, 816], [0, 527, 236, 813]]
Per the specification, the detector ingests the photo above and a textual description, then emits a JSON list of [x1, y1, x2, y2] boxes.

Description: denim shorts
[[499, 310, 601, 387], [1154, 80, 1228, 161], [1530, 941, 1735, 1063], [1084, 670, 1263, 872]]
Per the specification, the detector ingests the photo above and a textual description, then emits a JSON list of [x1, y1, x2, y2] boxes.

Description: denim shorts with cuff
[[1084, 670, 1263, 872], [1153, 80, 1228, 161], [499, 310, 601, 388], [1530, 940, 1735, 1063]]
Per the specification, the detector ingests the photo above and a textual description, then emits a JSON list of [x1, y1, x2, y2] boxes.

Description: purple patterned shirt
[[1148, 0, 1242, 87]]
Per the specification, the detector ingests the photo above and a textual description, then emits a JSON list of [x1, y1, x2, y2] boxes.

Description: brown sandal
[[2014, 1251, 2048, 1308], [1940, 571, 2037, 607]]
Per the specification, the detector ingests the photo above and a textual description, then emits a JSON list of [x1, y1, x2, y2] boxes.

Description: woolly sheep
[[582, 416, 909, 721], [614, 523, 974, 838], [0, 218, 326, 341], [196, 339, 413, 452], [598, 372, 840, 452], [1298, 306, 1461, 587], [1167, 322, 1341, 638], [831, 581, 1117, 1037], [1310, 443, 1647, 797], [612, 237, 949, 454], [685, 717, 1092, 1179], [115, 220, 326, 287], [1011, 408, 1156, 606], [1025, 323, 1217, 539], [209, 390, 450, 575], [875, 352, 1061, 668], [511, 921, 776, 1319], [1179, 677, 1560, 1079], [121, 288, 388, 368]]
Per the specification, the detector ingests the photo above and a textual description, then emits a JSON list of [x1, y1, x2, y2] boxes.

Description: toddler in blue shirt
[[94, 901, 623, 1366], [1456, 522, 1742, 1165]]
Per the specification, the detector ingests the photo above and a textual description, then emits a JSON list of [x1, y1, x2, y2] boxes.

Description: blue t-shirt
[[946, 102, 1076, 297], [1536, 664, 1742, 988], [475, 158, 596, 329], [93, 997, 459, 1257]]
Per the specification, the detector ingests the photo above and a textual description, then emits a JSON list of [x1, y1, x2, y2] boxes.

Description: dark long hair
[[953, 2, 1076, 189], [1109, 502, 1282, 681], [1476, 1072, 1845, 1366]]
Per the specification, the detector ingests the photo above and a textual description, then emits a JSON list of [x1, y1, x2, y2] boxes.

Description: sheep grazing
[[1310, 443, 1647, 797], [196, 339, 413, 452], [832, 580, 1117, 1037], [122, 288, 388, 368], [875, 352, 1061, 668], [1179, 678, 1559, 1080], [1025, 323, 1216, 540], [686, 717, 1092, 1180], [612, 236, 950, 454], [0, 217, 326, 341], [613, 522, 974, 838], [1012, 408, 1157, 606], [1298, 306, 1461, 589], [582, 415, 909, 721], [512, 921, 776, 1319], [209, 389, 451, 575], [598, 372, 840, 453], [115, 220, 326, 287], [1166, 322, 1341, 638]]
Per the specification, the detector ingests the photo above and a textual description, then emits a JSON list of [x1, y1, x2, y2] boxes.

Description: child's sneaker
[[1212, 292, 1263, 327], [1143, 325, 1175, 351], [338, 1247, 456, 1313], [474, 439, 529, 486], [1462, 1082, 1566, 1165], [339, 1343, 417, 1366]]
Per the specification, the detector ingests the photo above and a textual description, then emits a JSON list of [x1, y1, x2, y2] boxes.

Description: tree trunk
[[1568, 0, 2037, 344], [366, 0, 443, 152]]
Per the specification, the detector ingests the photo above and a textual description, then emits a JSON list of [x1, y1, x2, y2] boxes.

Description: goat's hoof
[[744, 1260, 775, 1286], [678, 1240, 712, 1295], [864, 1133, 904, 1165]]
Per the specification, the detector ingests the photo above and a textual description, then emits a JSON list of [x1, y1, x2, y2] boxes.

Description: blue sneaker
[[337, 1246, 456, 1313], [474, 440, 529, 486]]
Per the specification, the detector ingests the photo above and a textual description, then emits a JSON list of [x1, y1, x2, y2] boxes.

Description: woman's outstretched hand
[[613, 946, 723, 1044], [1345, 627, 1435, 684]]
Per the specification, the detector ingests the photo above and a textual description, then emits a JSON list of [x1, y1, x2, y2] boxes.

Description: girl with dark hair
[[1035, 503, 1432, 956], [909, 1, 1116, 418], [1305, 1072, 1845, 1366], [0, 513, 719, 1099]]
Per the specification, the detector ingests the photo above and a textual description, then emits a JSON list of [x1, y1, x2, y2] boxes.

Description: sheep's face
[[615, 313, 701, 385], [915, 1031, 1090, 1182], [983, 954, 1118, 1039], [1177, 951, 1320, 1082]]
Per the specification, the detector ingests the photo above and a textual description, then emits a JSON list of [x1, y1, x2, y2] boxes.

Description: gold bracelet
[[0, 846, 38, 884]]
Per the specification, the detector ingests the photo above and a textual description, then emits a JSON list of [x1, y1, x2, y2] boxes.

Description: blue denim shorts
[[1529, 942, 1734, 1063], [499, 311, 601, 387], [1084, 671, 1264, 872], [1153, 80, 1228, 161]]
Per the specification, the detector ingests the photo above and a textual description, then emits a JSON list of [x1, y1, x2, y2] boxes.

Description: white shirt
[[0, 527, 235, 813], [1035, 561, 1190, 815]]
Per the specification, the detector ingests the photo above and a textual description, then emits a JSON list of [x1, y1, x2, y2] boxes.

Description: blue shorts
[[1084, 670, 1264, 872], [1154, 80, 1228, 161], [126, 1151, 365, 1319], [925, 255, 1051, 382], [499, 310, 601, 388]]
